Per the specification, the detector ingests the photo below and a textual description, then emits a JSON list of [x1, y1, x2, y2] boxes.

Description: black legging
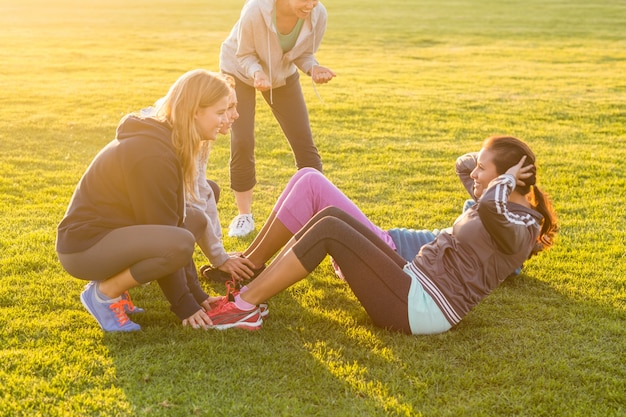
[[57, 206, 207, 284], [57, 225, 194, 283], [291, 207, 412, 333], [228, 72, 323, 192]]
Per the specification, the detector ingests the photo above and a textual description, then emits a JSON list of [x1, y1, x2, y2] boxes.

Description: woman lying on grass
[[206, 136, 558, 334]]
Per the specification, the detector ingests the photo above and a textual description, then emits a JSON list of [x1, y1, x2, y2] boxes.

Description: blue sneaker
[[80, 282, 141, 332], [121, 291, 145, 314]]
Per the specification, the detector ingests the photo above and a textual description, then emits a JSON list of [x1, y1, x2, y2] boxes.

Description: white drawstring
[[267, 29, 273, 104], [311, 67, 325, 105]]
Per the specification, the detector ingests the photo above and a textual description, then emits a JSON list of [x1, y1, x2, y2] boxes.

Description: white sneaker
[[228, 214, 254, 237]]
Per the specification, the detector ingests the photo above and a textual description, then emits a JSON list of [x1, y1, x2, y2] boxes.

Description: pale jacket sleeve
[[199, 193, 230, 267], [478, 174, 539, 255], [235, 6, 265, 79]]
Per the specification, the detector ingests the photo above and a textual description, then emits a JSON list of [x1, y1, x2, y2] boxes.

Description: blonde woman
[[56, 69, 230, 332]]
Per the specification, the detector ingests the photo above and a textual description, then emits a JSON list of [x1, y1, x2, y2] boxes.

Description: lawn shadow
[[103, 268, 626, 416]]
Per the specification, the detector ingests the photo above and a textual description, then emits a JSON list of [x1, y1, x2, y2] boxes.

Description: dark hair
[[483, 136, 558, 256]]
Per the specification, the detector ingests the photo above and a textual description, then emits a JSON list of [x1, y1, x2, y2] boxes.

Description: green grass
[[1, 0, 625, 415]]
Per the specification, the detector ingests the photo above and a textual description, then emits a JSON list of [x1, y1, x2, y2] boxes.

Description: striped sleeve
[[478, 174, 539, 254]]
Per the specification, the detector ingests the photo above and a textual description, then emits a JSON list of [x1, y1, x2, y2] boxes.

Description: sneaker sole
[[210, 316, 263, 331], [201, 269, 232, 283], [80, 291, 105, 330], [209, 308, 263, 331], [228, 230, 254, 237]]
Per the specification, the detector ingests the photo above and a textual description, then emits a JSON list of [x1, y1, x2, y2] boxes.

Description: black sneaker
[[200, 265, 232, 283], [239, 264, 266, 287], [200, 263, 266, 285]]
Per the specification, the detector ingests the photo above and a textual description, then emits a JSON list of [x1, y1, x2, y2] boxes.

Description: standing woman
[[56, 69, 231, 332], [220, 0, 336, 238]]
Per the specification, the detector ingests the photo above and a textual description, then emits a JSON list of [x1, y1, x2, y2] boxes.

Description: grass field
[[1, 0, 625, 415]]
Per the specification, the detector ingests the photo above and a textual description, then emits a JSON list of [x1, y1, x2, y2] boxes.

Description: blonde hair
[[221, 73, 236, 88], [154, 69, 230, 200]]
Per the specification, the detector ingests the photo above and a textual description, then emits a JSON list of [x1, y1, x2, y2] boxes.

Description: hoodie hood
[[116, 114, 173, 145]]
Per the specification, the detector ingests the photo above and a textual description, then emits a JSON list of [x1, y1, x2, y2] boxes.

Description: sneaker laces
[[209, 278, 240, 311], [123, 291, 138, 312], [223, 275, 268, 317], [109, 300, 132, 326], [225, 277, 241, 299], [234, 215, 250, 229]]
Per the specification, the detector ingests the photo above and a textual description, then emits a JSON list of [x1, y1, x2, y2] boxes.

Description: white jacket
[[220, 0, 327, 88], [190, 158, 229, 268]]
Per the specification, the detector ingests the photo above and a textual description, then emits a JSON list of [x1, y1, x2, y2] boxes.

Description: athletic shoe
[[209, 276, 269, 317], [80, 282, 141, 332], [86, 281, 145, 314], [121, 291, 145, 314], [200, 264, 232, 283], [230, 275, 269, 317], [259, 302, 269, 318], [228, 214, 254, 237], [207, 301, 262, 331], [200, 263, 266, 285], [209, 294, 269, 318]]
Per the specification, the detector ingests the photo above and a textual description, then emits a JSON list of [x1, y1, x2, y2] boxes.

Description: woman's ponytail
[[528, 185, 558, 257], [483, 135, 559, 258]]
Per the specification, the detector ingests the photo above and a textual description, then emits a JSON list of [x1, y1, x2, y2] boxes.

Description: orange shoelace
[[108, 300, 131, 325]]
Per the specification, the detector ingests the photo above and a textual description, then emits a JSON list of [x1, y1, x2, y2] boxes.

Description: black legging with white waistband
[[291, 207, 412, 334]]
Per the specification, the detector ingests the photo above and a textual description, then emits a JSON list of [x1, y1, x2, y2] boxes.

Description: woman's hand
[[253, 71, 271, 91], [218, 255, 256, 280], [182, 308, 213, 330], [311, 65, 336, 84], [506, 155, 534, 187], [201, 296, 222, 312]]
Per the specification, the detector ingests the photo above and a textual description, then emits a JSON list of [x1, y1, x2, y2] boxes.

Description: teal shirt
[[273, 12, 304, 52]]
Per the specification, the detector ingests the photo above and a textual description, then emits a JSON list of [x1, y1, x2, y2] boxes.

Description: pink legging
[[272, 168, 396, 250]]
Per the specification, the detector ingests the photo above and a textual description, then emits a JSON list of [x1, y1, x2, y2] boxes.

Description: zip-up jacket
[[220, 0, 327, 88], [407, 153, 543, 326], [191, 160, 229, 267]]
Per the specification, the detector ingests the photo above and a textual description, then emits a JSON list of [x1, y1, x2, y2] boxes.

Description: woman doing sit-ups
[[206, 136, 558, 335]]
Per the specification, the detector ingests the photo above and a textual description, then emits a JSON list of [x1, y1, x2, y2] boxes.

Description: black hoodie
[[57, 115, 207, 319]]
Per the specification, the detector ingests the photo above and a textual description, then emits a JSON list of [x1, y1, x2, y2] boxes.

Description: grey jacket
[[407, 153, 543, 326], [220, 0, 327, 88], [190, 159, 229, 267]]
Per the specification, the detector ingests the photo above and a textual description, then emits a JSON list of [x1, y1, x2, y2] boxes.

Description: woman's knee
[[185, 206, 209, 238], [310, 215, 351, 238], [297, 167, 319, 177], [318, 206, 348, 219], [167, 229, 196, 265], [206, 179, 221, 204], [297, 169, 332, 196]]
